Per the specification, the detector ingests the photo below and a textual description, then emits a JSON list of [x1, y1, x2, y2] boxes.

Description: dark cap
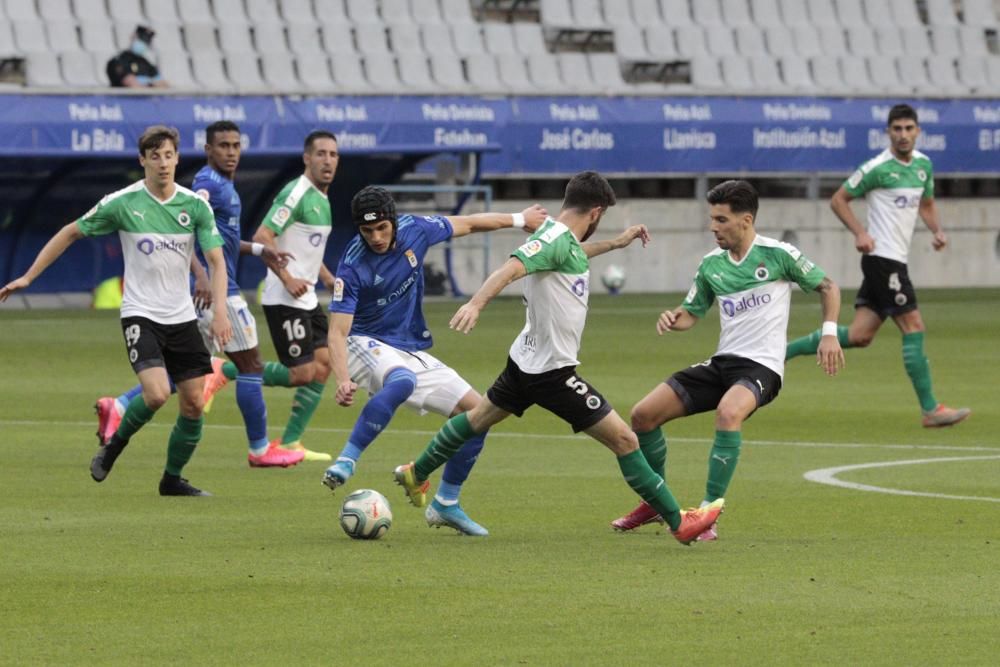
[[351, 186, 397, 226], [135, 25, 155, 44]]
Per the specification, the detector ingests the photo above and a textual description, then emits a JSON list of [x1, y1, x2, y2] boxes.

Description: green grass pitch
[[1, 290, 997, 665]]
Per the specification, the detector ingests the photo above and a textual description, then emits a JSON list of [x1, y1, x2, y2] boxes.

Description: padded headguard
[[351, 186, 397, 227]]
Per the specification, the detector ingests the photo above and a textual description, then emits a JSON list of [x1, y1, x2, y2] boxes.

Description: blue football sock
[[115, 384, 144, 414], [339, 367, 416, 460], [438, 430, 487, 505], [235, 373, 269, 454]]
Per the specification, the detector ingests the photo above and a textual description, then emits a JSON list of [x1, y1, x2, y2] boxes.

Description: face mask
[[131, 39, 149, 58]]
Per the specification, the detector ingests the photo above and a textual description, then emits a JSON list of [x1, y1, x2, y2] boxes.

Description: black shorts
[[263, 304, 329, 367], [667, 355, 782, 416], [486, 357, 614, 433], [120, 317, 212, 382], [855, 255, 918, 320]]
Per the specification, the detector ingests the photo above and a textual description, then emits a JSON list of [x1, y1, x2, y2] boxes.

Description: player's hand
[[931, 230, 947, 251], [450, 302, 482, 334], [192, 273, 212, 310], [0, 276, 30, 302], [854, 232, 875, 254], [817, 336, 845, 376], [520, 204, 548, 232], [617, 224, 650, 249], [212, 313, 233, 347], [283, 277, 311, 298], [262, 247, 294, 270], [335, 380, 358, 407], [656, 309, 678, 334]]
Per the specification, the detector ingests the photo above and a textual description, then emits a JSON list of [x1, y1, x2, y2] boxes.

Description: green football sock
[[705, 430, 742, 502], [786, 325, 852, 359], [280, 381, 325, 444], [902, 332, 938, 413], [415, 412, 478, 481], [616, 449, 682, 530], [262, 362, 291, 387], [116, 394, 156, 441], [636, 428, 667, 479], [223, 361, 290, 386], [165, 414, 203, 476]]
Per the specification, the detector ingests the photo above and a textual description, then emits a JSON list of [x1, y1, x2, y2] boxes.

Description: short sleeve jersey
[[260, 175, 331, 310], [508, 218, 590, 374], [76, 180, 222, 324], [682, 234, 826, 381], [330, 214, 452, 352], [843, 148, 934, 264], [192, 165, 242, 296]]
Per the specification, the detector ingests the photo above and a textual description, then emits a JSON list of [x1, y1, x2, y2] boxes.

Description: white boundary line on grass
[[803, 456, 1000, 503]]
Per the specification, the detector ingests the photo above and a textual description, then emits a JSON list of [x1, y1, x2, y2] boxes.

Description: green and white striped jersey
[[76, 180, 222, 324], [844, 148, 934, 263], [509, 218, 590, 374], [260, 175, 332, 310], [682, 234, 826, 380]]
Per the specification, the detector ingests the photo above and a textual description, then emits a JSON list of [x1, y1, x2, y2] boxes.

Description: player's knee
[[629, 405, 659, 433], [143, 390, 170, 411], [288, 364, 315, 386], [611, 427, 639, 456], [714, 406, 744, 430], [384, 367, 417, 395], [852, 333, 874, 348]]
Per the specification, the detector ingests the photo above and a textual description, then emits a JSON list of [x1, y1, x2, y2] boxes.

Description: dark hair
[[351, 186, 397, 227], [706, 180, 759, 219], [135, 25, 155, 44], [562, 171, 616, 214], [887, 104, 918, 126], [304, 130, 337, 152], [138, 125, 179, 155], [205, 120, 240, 144]]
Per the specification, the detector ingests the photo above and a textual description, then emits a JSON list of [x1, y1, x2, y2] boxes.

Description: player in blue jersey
[[321, 185, 547, 536], [94, 121, 305, 467]]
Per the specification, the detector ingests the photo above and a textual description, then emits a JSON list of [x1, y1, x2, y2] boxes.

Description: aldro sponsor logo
[[137, 238, 190, 256], [719, 292, 771, 318]]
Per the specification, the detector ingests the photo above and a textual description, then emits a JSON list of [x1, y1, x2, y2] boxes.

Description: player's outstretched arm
[[447, 204, 548, 238], [318, 264, 337, 292], [918, 197, 948, 251], [451, 257, 528, 334], [327, 312, 358, 407], [204, 247, 232, 347], [581, 224, 650, 258], [830, 186, 874, 254], [815, 277, 845, 376], [239, 240, 294, 269], [656, 306, 698, 334], [0, 222, 84, 302]]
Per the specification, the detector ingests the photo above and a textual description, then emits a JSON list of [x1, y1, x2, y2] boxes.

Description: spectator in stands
[[787, 104, 971, 428], [106, 25, 168, 88]]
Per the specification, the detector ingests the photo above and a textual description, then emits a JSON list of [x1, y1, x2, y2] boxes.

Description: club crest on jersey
[[333, 277, 344, 302], [754, 263, 769, 281], [917, 169, 927, 182], [272, 206, 291, 227], [178, 211, 191, 227], [406, 249, 417, 267], [519, 239, 543, 257]]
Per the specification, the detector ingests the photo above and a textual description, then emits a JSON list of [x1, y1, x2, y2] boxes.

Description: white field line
[[803, 456, 1000, 503]]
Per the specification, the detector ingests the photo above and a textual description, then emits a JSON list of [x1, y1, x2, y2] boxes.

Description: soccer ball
[[601, 264, 626, 293], [339, 489, 393, 540]]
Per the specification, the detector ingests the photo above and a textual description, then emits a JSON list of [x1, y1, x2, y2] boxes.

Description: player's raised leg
[[323, 366, 417, 489]]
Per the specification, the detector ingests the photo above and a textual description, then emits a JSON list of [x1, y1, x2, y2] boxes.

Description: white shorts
[[346, 335, 472, 416], [197, 294, 259, 355]]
